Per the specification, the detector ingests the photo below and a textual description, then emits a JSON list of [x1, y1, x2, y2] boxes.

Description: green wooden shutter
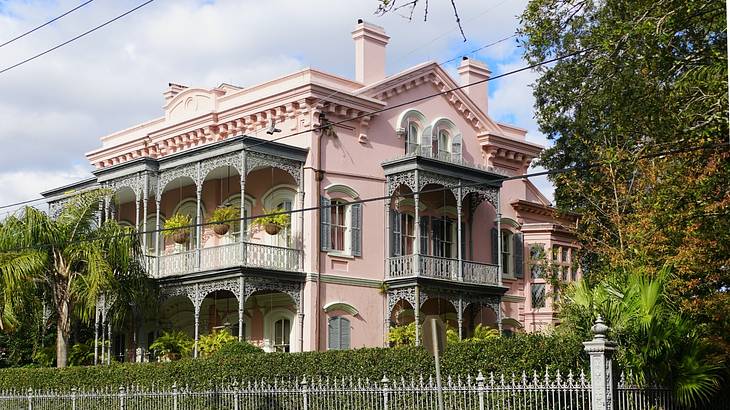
[[514, 233, 524, 278], [327, 317, 340, 350], [350, 203, 362, 256], [390, 210, 401, 256], [320, 196, 331, 251], [341, 317, 351, 349], [491, 228, 498, 265]]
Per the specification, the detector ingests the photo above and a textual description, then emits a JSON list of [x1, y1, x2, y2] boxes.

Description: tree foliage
[[519, 0, 729, 356], [559, 266, 721, 406], [0, 190, 155, 367]]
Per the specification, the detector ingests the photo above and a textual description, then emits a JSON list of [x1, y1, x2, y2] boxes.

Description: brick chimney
[[458, 57, 491, 113], [352, 19, 390, 85]]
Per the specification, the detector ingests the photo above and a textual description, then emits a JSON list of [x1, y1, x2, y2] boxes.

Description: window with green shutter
[[327, 316, 351, 350]]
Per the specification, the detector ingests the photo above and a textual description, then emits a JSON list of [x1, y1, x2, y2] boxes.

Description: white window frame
[[263, 186, 296, 248], [501, 230, 513, 276], [171, 199, 205, 252], [263, 308, 296, 353], [221, 194, 254, 243], [329, 199, 351, 254]]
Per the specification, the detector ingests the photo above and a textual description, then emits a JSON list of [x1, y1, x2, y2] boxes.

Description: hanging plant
[[163, 213, 192, 244], [209, 206, 238, 236], [252, 208, 290, 235]]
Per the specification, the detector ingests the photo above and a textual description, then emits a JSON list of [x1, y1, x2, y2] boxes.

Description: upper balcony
[[97, 136, 308, 280]]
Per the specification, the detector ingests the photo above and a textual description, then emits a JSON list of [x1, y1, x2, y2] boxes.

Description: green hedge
[[0, 333, 586, 390]]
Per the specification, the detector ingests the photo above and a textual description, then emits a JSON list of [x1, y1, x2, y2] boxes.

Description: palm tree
[[559, 266, 721, 407], [0, 190, 149, 367]]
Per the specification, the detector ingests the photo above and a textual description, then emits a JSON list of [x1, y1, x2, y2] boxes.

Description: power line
[[0, 0, 96, 49], [0, 0, 155, 76], [0, 45, 589, 213], [1, 142, 727, 254]]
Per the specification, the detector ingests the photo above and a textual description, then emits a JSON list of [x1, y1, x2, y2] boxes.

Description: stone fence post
[[584, 316, 617, 410]]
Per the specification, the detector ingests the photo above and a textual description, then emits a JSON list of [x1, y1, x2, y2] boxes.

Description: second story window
[[432, 218, 455, 258], [321, 194, 362, 256], [529, 244, 546, 279], [501, 230, 513, 275], [406, 122, 419, 154], [330, 200, 347, 252]]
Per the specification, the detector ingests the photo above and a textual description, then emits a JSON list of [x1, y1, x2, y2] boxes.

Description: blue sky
[[0, 0, 551, 213]]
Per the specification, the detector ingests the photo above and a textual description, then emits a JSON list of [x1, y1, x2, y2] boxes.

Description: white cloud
[[0, 165, 90, 217], [0, 0, 553, 207]]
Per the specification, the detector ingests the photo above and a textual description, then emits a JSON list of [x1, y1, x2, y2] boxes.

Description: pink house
[[42, 21, 579, 360]]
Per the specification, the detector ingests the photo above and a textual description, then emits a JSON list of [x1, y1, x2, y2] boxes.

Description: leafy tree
[[519, 0, 729, 355], [0, 190, 150, 367], [559, 266, 721, 406]]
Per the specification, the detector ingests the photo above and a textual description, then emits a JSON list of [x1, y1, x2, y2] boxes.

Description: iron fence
[[0, 370, 679, 410]]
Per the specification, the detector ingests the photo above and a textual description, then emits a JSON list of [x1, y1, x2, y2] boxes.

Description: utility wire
[[0, 44, 588, 213], [0, 142, 726, 254], [0, 0, 96, 49], [0, 0, 155, 75]]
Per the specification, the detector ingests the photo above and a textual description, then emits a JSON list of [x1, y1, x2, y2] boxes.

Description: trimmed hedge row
[[0, 333, 586, 390]]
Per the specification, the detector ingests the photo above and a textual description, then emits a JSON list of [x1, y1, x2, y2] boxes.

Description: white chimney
[[458, 57, 491, 113], [352, 19, 390, 85]]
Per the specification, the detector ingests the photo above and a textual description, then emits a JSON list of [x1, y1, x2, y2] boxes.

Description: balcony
[[151, 242, 301, 278], [387, 254, 499, 286], [388, 144, 506, 175]]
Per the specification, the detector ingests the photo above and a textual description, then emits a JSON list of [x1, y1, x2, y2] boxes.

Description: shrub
[[197, 329, 236, 358], [148, 330, 193, 361], [0, 333, 586, 390], [212, 341, 264, 359]]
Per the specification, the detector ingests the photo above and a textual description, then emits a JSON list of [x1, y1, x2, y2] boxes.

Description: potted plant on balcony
[[252, 208, 289, 235], [164, 213, 192, 244], [209, 206, 238, 236]]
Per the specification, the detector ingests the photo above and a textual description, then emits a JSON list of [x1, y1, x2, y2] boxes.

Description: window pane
[[531, 284, 546, 309]]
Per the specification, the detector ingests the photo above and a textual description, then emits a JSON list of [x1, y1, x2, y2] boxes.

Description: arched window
[[327, 316, 351, 350], [406, 122, 419, 154], [144, 215, 160, 254], [273, 318, 291, 352], [221, 194, 253, 243], [321, 185, 363, 256], [264, 187, 296, 248], [396, 109, 427, 156], [428, 118, 461, 162], [172, 200, 204, 251]]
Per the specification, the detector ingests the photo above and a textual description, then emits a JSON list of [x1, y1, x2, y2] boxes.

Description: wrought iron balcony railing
[[150, 241, 302, 278], [386, 147, 508, 175], [386, 254, 499, 286]]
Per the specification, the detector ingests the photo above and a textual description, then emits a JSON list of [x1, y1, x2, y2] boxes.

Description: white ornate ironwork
[[244, 277, 301, 309], [386, 287, 418, 315], [106, 173, 144, 200], [386, 172, 416, 196], [418, 171, 459, 197], [199, 152, 242, 182], [156, 163, 199, 201], [246, 152, 301, 185]]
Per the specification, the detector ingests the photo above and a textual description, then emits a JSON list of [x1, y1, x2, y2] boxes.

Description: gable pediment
[[356, 63, 506, 136], [165, 88, 223, 122]]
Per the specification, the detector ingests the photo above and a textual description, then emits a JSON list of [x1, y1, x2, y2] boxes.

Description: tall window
[[531, 284, 546, 309], [501, 230, 513, 275], [401, 213, 415, 255], [173, 200, 200, 252], [328, 316, 351, 350], [406, 122, 419, 154], [437, 129, 450, 160], [222, 195, 251, 243], [321, 194, 362, 256], [265, 188, 295, 248], [552, 245, 577, 282], [529, 244, 545, 279], [273, 318, 291, 352], [330, 200, 348, 252], [432, 218, 455, 258]]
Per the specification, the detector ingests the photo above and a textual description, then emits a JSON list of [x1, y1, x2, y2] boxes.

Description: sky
[[0, 0, 552, 215]]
